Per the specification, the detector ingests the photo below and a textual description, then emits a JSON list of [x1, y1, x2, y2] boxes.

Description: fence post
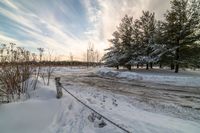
[[55, 77, 63, 99]]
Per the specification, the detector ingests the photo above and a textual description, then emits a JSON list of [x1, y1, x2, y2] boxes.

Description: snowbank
[[0, 78, 121, 133], [96, 68, 200, 87], [0, 78, 59, 133]]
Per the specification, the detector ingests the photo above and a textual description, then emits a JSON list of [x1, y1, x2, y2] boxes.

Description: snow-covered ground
[[96, 67, 200, 87], [0, 79, 120, 133], [0, 67, 200, 133]]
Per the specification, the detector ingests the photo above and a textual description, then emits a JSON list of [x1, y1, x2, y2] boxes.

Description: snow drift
[[96, 68, 200, 87]]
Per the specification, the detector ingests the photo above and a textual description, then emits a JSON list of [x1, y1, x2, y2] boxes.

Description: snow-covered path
[[0, 67, 200, 133]]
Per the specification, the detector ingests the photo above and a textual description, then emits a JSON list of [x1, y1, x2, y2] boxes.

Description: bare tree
[[70, 52, 73, 62], [86, 42, 102, 67], [87, 42, 95, 67], [46, 50, 56, 86], [33, 48, 44, 90], [95, 50, 100, 63], [69, 52, 73, 68], [31, 53, 37, 62]]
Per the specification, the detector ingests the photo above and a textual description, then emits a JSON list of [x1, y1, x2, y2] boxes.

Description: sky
[[0, 0, 170, 60]]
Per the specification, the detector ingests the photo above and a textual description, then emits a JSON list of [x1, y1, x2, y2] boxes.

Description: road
[[54, 68, 200, 123]]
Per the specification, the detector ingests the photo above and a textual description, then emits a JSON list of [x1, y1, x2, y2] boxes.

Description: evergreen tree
[[139, 11, 156, 69], [102, 31, 121, 69], [153, 21, 173, 68], [164, 0, 200, 73], [126, 19, 143, 67], [117, 15, 134, 70], [103, 15, 134, 70]]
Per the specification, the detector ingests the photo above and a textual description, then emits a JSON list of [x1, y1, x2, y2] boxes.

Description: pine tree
[[117, 15, 134, 70], [153, 21, 173, 68], [126, 19, 143, 67], [102, 31, 121, 69], [164, 0, 200, 73], [139, 11, 156, 69], [103, 15, 134, 70]]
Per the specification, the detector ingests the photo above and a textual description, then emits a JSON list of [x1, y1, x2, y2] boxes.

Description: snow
[[0, 99, 59, 133], [96, 67, 200, 87], [62, 84, 200, 133], [0, 80, 59, 133], [0, 75, 122, 133], [0, 67, 200, 133]]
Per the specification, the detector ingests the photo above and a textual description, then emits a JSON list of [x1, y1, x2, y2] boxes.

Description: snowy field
[[0, 67, 200, 133]]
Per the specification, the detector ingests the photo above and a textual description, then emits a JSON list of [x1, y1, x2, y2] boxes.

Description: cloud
[[0, 0, 92, 59], [0, 0, 170, 60]]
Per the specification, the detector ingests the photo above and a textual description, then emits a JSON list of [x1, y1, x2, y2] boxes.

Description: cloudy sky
[[0, 0, 170, 60]]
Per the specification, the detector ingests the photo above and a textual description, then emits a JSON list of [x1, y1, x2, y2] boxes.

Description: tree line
[[102, 0, 200, 73]]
